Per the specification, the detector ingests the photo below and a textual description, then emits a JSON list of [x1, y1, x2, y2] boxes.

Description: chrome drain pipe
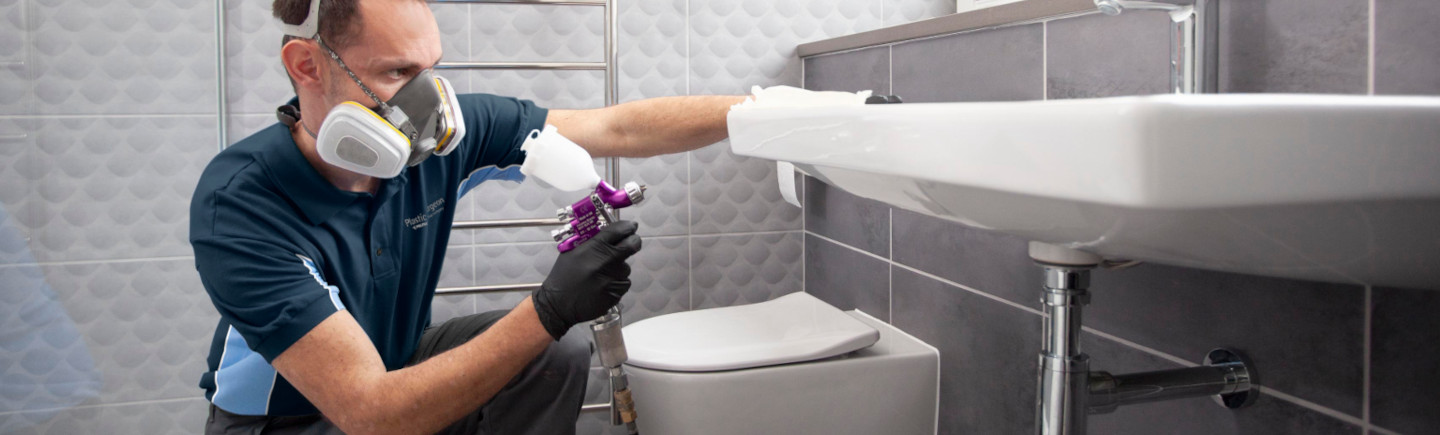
[[1030, 243, 1256, 435]]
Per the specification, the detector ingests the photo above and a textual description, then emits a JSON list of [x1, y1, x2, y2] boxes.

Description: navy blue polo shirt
[[190, 94, 547, 416]]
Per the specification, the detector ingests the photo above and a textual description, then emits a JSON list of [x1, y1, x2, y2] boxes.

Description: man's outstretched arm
[[546, 95, 748, 158]]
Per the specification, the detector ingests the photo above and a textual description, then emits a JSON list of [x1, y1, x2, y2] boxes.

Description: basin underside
[[807, 165, 1440, 290]]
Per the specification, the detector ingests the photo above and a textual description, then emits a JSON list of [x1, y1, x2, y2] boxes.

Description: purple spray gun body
[[552, 181, 646, 252]]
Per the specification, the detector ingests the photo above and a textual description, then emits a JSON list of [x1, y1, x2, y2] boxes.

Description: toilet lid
[[622, 292, 880, 372]]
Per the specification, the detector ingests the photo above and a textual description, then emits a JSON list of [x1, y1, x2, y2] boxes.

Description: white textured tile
[[42, 258, 218, 404], [692, 231, 804, 309], [27, 116, 217, 262], [621, 235, 688, 323], [619, 154, 687, 237], [223, 0, 291, 115], [687, 0, 882, 95], [0, 0, 34, 116], [433, 246, 476, 324], [29, 0, 217, 115], [0, 263, 103, 414], [0, 397, 208, 434], [469, 3, 604, 63], [688, 141, 802, 234], [473, 242, 558, 312]]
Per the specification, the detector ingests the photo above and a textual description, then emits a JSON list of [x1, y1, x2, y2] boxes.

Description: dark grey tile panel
[[804, 45, 891, 94], [892, 267, 1040, 434], [1086, 264, 1365, 416], [1219, 0, 1368, 94], [1374, 0, 1440, 95], [1370, 286, 1440, 434], [803, 176, 890, 257], [805, 234, 890, 321], [1085, 333, 1359, 434], [891, 24, 1045, 103], [1045, 10, 1170, 99], [891, 209, 1039, 308]]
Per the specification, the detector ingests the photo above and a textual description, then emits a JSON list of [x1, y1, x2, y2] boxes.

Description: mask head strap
[[279, 0, 321, 39]]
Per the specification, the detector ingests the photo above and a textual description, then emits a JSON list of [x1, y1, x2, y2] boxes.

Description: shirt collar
[[260, 98, 365, 225]]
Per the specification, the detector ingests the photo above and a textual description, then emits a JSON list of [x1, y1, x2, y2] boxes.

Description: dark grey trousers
[[205, 311, 592, 435]]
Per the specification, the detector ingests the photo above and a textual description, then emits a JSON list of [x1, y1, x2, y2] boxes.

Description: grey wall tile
[[803, 45, 890, 94], [224, 0, 292, 115], [1045, 10, 1170, 99], [892, 23, 1044, 102], [891, 209, 1038, 307], [225, 113, 276, 146], [802, 176, 890, 257], [431, 2, 469, 63], [692, 232, 803, 309], [27, 117, 217, 262], [688, 143, 803, 234], [469, 69, 606, 110], [0, 0, 33, 116], [474, 242, 558, 312], [620, 155, 688, 237], [470, 3, 604, 63], [621, 236, 689, 324], [0, 263, 102, 413], [43, 259, 218, 404], [688, 0, 883, 95], [1370, 286, 1440, 434], [1085, 333, 1358, 434], [432, 246, 476, 324], [618, 0, 687, 103], [892, 267, 1039, 434], [1219, 0, 1368, 94], [1374, 0, 1440, 95], [1086, 264, 1365, 416], [0, 119, 38, 254], [0, 397, 208, 434], [30, 0, 216, 115], [883, 0, 956, 27], [805, 234, 889, 321]]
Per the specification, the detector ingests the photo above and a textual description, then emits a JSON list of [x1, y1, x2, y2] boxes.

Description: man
[[191, 0, 744, 433]]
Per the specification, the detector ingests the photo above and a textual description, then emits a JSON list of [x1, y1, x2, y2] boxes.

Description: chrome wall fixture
[[1030, 3, 1245, 434], [428, 0, 622, 418], [1094, 0, 1218, 94], [434, 0, 620, 302]]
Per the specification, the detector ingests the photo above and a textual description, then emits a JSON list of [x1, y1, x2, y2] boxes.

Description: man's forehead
[[348, 0, 443, 68]]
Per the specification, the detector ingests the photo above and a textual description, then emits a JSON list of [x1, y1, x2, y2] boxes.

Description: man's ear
[[281, 39, 323, 94]]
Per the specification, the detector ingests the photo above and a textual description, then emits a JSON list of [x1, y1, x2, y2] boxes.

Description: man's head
[[273, 0, 443, 127]]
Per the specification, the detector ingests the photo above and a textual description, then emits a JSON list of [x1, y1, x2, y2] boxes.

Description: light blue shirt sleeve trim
[[211, 326, 278, 416], [296, 254, 345, 310]]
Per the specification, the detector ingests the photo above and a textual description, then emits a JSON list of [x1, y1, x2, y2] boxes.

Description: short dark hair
[[273, 0, 361, 50]]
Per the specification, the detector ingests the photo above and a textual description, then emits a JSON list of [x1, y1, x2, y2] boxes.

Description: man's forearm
[[597, 95, 747, 157], [336, 298, 553, 434]]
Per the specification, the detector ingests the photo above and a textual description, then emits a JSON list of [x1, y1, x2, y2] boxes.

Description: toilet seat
[[622, 292, 880, 372]]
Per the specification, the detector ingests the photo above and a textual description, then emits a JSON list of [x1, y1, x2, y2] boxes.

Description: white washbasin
[[728, 94, 1440, 289]]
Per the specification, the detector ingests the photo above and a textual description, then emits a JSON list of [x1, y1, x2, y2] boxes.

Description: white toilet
[[621, 292, 940, 435]]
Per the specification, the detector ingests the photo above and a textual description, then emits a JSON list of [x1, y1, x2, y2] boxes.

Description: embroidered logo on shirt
[[405, 198, 445, 230]]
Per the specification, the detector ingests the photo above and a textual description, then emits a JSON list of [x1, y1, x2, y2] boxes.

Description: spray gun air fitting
[[552, 179, 647, 434]]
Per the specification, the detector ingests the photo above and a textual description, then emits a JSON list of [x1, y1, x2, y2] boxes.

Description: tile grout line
[[888, 207, 893, 322], [0, 255, 195, 269], [1363, 285, 1372, 430], [685, 0, 693, 312], [1041, 21, 1048, 100], [0, 114, 217, 120], [0, 396, 205, 417], [888, 45, 894, 95], [807, 230, 1046, 317]]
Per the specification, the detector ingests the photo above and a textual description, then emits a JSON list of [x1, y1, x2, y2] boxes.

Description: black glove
[[532, 221, 643, 340]]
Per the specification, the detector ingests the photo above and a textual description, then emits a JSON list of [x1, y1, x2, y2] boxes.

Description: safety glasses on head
[[277, 0, 466, 179]]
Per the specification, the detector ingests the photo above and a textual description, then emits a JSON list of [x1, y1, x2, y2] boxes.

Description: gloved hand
[[532, 221, 643, 340]]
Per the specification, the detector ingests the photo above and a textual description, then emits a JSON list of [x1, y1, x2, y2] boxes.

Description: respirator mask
[[275, 0, 465, 179]]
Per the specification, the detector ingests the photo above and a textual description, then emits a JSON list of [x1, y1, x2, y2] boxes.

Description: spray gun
[[552, 180, 645, 434]]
